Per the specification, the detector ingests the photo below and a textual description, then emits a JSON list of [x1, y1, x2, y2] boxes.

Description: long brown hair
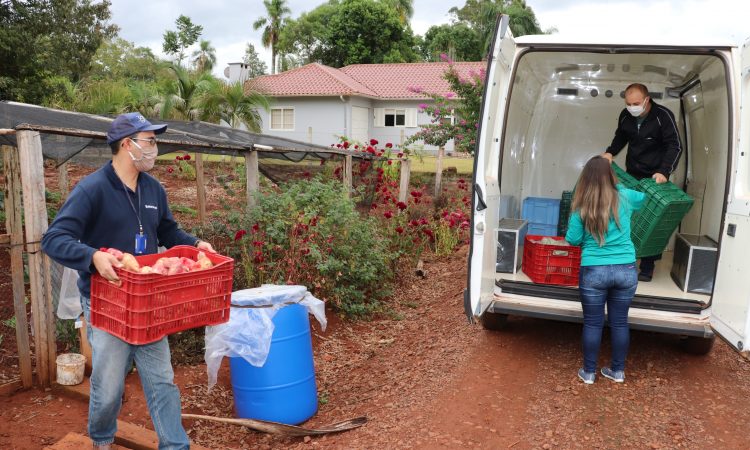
[[572, 156, 621, 246]]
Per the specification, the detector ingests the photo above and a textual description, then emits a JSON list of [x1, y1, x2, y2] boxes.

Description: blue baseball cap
[[106, 112, 167, 145]]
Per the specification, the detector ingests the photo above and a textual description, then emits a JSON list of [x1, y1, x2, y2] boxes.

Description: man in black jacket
[[602, 83, 682, 281]]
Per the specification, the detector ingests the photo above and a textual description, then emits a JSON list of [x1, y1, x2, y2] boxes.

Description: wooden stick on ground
[[181, 414, 367, 437], [415, 259, 427, 278]]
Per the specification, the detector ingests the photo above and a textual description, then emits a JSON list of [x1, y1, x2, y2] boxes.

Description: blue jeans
[[578, 264, 638, 373], [82, 296, 189, 449]]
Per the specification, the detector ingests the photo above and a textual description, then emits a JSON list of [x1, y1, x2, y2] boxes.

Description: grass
[[159, 152, 474, 175]]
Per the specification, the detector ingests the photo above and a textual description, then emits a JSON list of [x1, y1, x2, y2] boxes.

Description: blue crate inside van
[[522, 197, 560, 236]]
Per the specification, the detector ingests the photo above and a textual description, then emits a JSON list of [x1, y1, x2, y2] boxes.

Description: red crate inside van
[[522, 235, 581, 286], [90, 245, 234, 345]]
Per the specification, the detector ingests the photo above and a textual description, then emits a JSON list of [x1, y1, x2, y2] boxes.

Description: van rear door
[[465, 15, 516, 322], [709, 38, 750, 354]]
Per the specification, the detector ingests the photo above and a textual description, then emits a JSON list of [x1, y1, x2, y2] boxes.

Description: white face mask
[[626, 98, 648, 117], [129, 140, 158, 172]]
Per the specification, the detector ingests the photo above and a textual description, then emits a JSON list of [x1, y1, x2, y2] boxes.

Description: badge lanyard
[[122, 181, 147, 254]]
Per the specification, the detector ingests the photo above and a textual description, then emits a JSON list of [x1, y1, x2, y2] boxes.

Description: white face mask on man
[[128, 138, 158, 172], [626, 98, 648, 117]]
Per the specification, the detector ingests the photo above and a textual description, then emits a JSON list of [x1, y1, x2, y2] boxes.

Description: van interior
[[495, 49, 729, 314]]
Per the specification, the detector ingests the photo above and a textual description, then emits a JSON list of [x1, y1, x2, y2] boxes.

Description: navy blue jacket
[[41, 162, 197, 297], [605, 100, 683, 178]]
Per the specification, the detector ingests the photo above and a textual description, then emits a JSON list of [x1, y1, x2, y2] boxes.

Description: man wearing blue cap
[[42, 112, 213, 449]]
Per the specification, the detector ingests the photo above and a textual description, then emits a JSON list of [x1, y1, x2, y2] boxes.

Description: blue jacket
[[565, 185, 645, 266], [41, 162, 197, 297]]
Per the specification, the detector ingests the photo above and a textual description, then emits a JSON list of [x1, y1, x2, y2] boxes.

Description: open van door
[[709, 38, 750, 355], [465, 15, 516, 323]]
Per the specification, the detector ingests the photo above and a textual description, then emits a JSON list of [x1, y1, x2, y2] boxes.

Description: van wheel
[[680, 335, 716, 355], [480, 312, 508, 330]]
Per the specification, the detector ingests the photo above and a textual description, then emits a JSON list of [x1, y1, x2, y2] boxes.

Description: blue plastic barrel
[[229, 303, 318, 424]]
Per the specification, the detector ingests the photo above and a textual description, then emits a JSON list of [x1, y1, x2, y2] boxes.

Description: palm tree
[[252, 0, 291, 74], [157, 64, 216, 120], [200, 81, 269, 132], [383, 0, 414, 25], [191, 39, 217, 73]]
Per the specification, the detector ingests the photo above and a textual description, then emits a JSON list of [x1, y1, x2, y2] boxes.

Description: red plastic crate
[[90, 245, 234, 345], [522, 235, 581, 286]]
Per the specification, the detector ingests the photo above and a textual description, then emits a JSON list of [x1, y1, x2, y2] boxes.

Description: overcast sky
[[110, 0, 750, 78]]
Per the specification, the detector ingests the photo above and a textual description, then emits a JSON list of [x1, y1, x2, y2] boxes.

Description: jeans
[[82, 296, 189, 449], [578, 264, 638, 373]]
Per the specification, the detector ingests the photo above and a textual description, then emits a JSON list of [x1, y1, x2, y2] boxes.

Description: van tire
[[680, 335, 716, 355], [480, 312, 508, 330]]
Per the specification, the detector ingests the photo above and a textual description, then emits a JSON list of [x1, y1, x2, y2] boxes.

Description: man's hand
[[652, 173, 668, 184], [196, 240, 217, 254], [92, 251, 123, 283], [601, 152, 614, 163]]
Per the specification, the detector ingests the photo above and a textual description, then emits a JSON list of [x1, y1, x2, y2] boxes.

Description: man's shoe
[[638, 272, 653, 282], [601, 367, 625, 383], [578, 368, 595, 384]]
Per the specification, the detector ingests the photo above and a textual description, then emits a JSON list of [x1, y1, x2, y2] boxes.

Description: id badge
[[134, 233, 147, 254]]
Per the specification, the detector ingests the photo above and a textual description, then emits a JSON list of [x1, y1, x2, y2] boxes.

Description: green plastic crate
[[557, 190, 573, 237], [631, 179, 694, 258], [612, 163, 639, 190]]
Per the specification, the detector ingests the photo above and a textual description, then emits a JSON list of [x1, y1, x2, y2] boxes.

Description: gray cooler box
[[496, 219, 528, 274], [670, 233, 718, 294]]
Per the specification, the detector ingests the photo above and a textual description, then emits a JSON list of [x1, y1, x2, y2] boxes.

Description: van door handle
[[474, 184, 487, 211]]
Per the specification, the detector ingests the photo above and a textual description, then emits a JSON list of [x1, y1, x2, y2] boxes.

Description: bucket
[[56, 353, 86, 385], [230, 303, 318, 425]]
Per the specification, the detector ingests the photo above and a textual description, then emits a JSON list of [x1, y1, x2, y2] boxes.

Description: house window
[[384, 109, 406, 127], [440, 109, 456, 126], [270, 107, 294, 130]]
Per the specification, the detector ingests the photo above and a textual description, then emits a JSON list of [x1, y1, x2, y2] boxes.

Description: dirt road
[[2, 250, 750, 449]]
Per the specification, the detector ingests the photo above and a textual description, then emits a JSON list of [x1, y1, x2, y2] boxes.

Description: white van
[[466, 15, 750, 356]]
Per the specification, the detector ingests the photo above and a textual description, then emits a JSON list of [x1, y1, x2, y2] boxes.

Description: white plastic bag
[[56, 267, 82, 320], [204, 284, 327, 389]]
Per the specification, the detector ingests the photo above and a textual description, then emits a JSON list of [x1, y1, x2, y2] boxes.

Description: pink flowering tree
[[405, 54, 485, 155]]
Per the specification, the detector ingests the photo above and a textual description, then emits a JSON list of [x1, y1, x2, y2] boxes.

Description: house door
[[351, 106, 369, 144]]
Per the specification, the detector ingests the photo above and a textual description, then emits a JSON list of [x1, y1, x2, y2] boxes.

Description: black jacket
[[605, 101, 682, 178]]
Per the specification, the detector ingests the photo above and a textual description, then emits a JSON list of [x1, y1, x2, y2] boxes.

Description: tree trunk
[[271, 49, 277, 75]]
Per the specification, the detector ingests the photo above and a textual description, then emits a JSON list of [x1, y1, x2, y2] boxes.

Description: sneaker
[[638, 272, 653, 282], [578, 368, 595, 384], [601, 367, 625, 383]]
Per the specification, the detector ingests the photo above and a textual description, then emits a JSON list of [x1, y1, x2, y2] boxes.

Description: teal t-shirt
[[565, 185, 646, 266]]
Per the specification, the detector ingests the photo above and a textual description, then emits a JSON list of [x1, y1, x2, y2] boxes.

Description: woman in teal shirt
[[565, 156, 646, 384]]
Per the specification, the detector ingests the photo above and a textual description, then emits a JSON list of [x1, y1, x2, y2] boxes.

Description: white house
[[231, 61, 485, 152]]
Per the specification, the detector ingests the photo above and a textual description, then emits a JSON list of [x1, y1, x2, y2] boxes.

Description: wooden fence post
[[16, 131, 56, 387], [58, 161, 69, 200], [308, 126, 313, 143], [434, 146, 445, 199], [1, 145, 33, 389], [398, 159, 411, 203], [400, 129, 405, 146], [245, 150, 259, 208], [344, 155, 353, 198], [195, 153, 206, 225]]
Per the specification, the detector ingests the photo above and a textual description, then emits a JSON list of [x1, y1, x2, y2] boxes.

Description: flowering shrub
[[169, 152, 196, 180], [405, 54, 485, 154], [233, 177, 394, 318]]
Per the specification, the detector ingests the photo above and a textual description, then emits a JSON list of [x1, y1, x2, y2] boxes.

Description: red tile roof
[[247, 61, 486, 99]]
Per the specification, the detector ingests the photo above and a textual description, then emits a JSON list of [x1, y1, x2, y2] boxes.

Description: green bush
[[234, 177, 394, 318]]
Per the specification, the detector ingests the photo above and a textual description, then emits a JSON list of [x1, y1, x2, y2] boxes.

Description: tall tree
[[89, 37, 160, 81], [0, 0, 117, 104], [162, 15, 203, 66], [422, 23, 481, 62], [449, 0, 545, 56], [381, 0, 413, 25], [158, 64, 216, 120], [253, 0, 291, 74], [242, 43, 268, 78], [192, 39, 217, 73]]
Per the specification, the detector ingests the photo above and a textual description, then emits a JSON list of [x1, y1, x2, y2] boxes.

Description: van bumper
[[487, 298, 714, 338]]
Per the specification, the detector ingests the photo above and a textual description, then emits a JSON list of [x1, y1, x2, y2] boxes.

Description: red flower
[[301, 248, 311, 256], [343, 141, 350, 149], [371, 203, 378, 210], [370, 138, 378, 146], [167, 167, 174, 173], [303, 171, 311, 178], [387, 160, 392, 166], [396, 201, 407, 210], [395, 226, 404, 234], [254, 251, 264, 263], [385, 142, 393, 148], [409, 220, 419, 227], [354, 145, 359, 149], [383, 211, 394, 219], [460, 221, 470, 229], [234, 230, 247, 241], [397, 152, 404, 158], [176, 155, 183, 161], [253, 240, 263, 247], [183, 154, 191, 161]]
